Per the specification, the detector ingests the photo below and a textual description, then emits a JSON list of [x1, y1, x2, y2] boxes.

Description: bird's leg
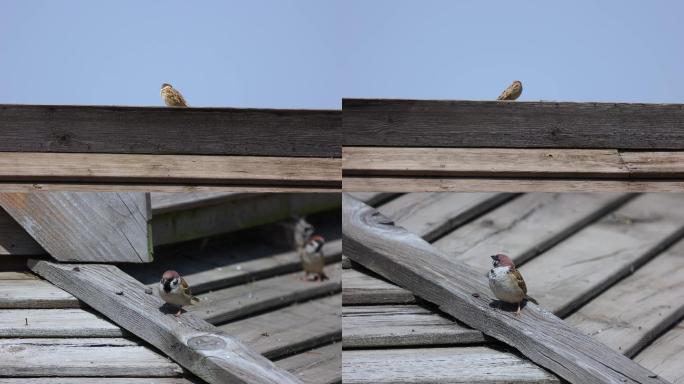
[[516, 302, 521, 316], [175, 307, 182, 317]]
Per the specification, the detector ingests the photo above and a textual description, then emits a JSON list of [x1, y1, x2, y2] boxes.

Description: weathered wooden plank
[[342, 268, 415, 305], [377, 192, 513, 241], [566, 238, 684, 357], [0, 153, 341, 188], [342, 194, 666, 384], [344, 147, 630, 177], [125, 239, 342, 294], [0, 280, 79, 308], [0, 182, 337, 193], [151, 193, 341, 246], [343, 98, 684, 149], [0, 209, 44, 255], [0, 192, 152, 263], [220, 294, 340, 358], [29, 260, 303, 384], [191, 263, 342, 324], [0, 338, 182, 377], [521, 193, 684, 317], [277, 343, 341, 384], [0, 271, 37, 279], [346, 193, 399, 206], [0, 379, 195, 384], [434, 192, 633, 271], [0, 104, 340, 157], [150, 192, 238, 213], [635, 320, 684, 384], [343, 176, 684, 193], [342, 347, 560, 384], [623, 151, 684, 177], [342, 304, 485, 348], [0, 309, 122, 337]]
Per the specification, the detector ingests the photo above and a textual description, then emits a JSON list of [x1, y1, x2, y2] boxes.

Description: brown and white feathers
[[301, 235, 328, 281], [160, 83, 188, 107], [487, 254, 536, 314], [158, 270, 199, 315], [497, 80, 523, 101]]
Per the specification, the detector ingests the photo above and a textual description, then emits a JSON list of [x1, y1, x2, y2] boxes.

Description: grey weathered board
[[277, 343, 341, 384], [635, 319, 684, 384], [0, 308, 123, 337], [342, 194, 666, 384], [0, 192, 152, 263], [342, 304, 485, 348], [342, 268, 415, 305], [29, 260, 303, 384], [0, 209, 44, 255], [0, 379, 194, 384], [191, 264, 342, 324], [377, 192, 513, 241], [343, 347, 560, 384], [343, 98, 684, 149], [0, 104, 341, 157], [0, 279, 79, 308], [219, 294, 341, 359], [0, 338, 182, 377], [433, 192, 633, 271]]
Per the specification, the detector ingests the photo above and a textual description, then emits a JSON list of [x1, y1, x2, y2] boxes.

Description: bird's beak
[[490, 255, 497, 260]]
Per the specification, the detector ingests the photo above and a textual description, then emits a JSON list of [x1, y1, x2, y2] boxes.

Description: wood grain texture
[[342, 347, 560, 384], [342, 268, 415, 305], [0, 338, 182, 377], [0, 308, 122, 337], [150, 192, 239, 213], [29, 260, 303, 384], [635, 320, 684, 384], [342, 304, 485, 348], [0, 183, 338, 193], [0, 153, 341, 188], [152, 193, 340, 246], [343, 176, 684, 192], [521, 193, 684, 317], [220, 294, 340, 358], [345, 193, 399, 207], [344, 147, 629, 177], [342, 194, 666, 384], [277, 343, 341, 384], [377, 192, 513, 241], [0, 379, 195, 384], [433, 192, 633, 271], [343, 98, 684, 149], [0, 209, 44, 255], [191, 263, 342, 324], [0, 280, 79, 308], [0, 192, 152, 263], [566, 238, 684, 357], [0, 104, 340, 157]]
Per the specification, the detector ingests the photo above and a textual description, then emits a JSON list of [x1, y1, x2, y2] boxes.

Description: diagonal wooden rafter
[[342, 193, 668, 384], [0, 192, 153, 262], [28, 260, 303, 384]]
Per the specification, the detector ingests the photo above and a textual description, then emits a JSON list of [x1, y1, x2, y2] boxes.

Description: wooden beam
[[344, 147, 629, 178], [0, 153, 341, 189], [151, 193, 341, 246], [342, 268, 414, 305], [0, 379, 193, 384], [0, 182, 339, 193], [343, 176, 684, 192], [342, 194, 666, 383], [0, 192, 153, 263], [634, 319, 684, 383], [0, 279, 79, 308], [28, 260, 303, 384], [0, 308, 123, 337], [343, 98, 684, 149], [276, 343, 341, 384], [0, 104, 340, 157]]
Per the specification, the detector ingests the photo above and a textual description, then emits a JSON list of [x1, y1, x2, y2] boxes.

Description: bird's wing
[[170, 89, 188, 106], [510, 268, 527, 295], [497, 86, 513, 100], [180, 277, 193, 296]]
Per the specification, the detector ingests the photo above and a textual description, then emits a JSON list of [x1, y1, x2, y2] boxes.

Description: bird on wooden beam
[[487, 253, 537, 315], [158, 270, 199, 316], [497, 80, 523, 101], [160, 83, 188, 107], [301, 235, 328, 281]]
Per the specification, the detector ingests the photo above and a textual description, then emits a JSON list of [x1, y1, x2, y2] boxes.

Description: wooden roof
[[343, 192, 684, 383]]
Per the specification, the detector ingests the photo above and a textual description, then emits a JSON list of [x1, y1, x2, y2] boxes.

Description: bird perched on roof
[[497, 80, 523, 101], [158, 270, 199, 316], [487, 254, 537, 315], [160, 83, 188, 107], [301, 235, 328, 281], [294, 217, 314, 250]]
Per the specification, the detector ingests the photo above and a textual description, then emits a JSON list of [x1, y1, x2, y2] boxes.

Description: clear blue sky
[[1, 1, 683, 108]]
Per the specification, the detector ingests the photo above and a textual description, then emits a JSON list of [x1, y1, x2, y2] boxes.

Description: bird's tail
[[526, 295, 538, 304], [319, 271, 329, 281]]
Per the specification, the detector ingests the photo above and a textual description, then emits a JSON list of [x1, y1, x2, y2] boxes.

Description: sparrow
[[294, 217, 314, 250], [160, 83, 188, 107], [158, 270, 199, 316], [300, 235, 328, 281], [497, 80, 523, 101], [487, 254, 537, 315]]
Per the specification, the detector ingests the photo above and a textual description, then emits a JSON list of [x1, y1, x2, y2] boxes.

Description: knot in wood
[[188, 335, 226, 351], [370, 211, 394, 226]]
